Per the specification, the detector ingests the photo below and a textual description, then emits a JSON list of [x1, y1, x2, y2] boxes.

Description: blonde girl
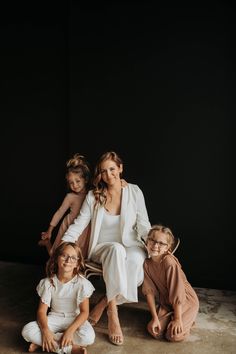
[[39, 153, 91, 257], [22, 242, 95, 354], [142, 224, 199, 342]]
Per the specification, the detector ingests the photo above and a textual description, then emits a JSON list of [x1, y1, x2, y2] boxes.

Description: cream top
[[97, 209, 121, 244]]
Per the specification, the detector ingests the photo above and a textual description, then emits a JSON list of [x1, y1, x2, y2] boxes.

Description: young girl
[[39, 153, 91, 257], [142, 224, 199, 342], [22, 242, 95, 354]]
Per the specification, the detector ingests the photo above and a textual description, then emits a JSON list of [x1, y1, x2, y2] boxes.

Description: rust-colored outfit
[[50, 192, 90, 258], [142, 253, 199, 341]]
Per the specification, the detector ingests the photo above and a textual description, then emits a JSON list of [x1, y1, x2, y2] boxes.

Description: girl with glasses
[[22, 242, 95, 354], [142, 224, 199, 342]]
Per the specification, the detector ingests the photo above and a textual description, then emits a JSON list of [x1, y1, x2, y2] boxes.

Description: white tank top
[[97, 209, 121, 244]]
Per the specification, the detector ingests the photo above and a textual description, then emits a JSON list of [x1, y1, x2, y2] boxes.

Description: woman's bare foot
[[107, 308, 124, 345], [71, 345, 87, 354], [88, 296, 107, 326], [28, 343, 40, 352]]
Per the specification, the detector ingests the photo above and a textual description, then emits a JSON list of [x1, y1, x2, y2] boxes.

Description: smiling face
[[57, 244, 80, 275], [146, 230, 170, 258], [67, 171, 86, 193], [100, 159, 123, 187]]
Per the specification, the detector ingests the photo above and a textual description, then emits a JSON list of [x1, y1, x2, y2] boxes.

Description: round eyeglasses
[[60, 254, 79, 263], [147, 238, 168, 247]]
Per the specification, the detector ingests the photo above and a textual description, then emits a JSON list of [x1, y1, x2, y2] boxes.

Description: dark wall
[[1, 1, 235, 290], [1, 2, 69, 265], [69, 2, 235, 290]]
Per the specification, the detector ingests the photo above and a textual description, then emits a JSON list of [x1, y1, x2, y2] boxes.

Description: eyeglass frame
[[59, 254, 80, 263], [147, 238, 168, 248]]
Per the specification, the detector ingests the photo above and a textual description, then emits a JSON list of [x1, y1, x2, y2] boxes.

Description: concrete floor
[[0, 261, 236, 354]]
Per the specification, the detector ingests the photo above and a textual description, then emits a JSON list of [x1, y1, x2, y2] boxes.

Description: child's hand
[[121, 179, 128, 187], [167, 318, 183, 338], [42, 329, 57, 352], [147, 318, 161, 338], [41, 231, 51, 240], [60, 328, 75, 348]]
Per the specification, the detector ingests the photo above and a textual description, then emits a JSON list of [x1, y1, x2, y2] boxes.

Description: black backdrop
[[1, 1, 235, 290]]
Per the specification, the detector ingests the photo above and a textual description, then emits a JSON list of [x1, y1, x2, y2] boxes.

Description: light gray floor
[[0, 261, 236, 354]]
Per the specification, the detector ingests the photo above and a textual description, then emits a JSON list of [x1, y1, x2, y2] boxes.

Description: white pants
[[21, 313, 95, 354], [91, 242, 146, 305]]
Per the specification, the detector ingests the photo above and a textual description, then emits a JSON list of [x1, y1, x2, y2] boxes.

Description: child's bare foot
[[88, 296, 107, 326], [28, 343, 39, 352], [71, 345, 87, 354]]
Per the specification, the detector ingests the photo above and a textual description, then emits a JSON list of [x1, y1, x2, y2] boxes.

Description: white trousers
[[21, 313, 95, 354], [91, 242, 146, 305]]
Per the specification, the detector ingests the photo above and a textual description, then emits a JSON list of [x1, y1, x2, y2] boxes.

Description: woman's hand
[[121, 179, 128, 187]]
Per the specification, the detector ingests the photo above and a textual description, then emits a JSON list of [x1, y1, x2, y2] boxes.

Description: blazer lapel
[[89, 205, 104, 257], [120, 186, 128, 236]]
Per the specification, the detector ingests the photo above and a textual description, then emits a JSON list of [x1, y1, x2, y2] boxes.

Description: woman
[[62, 151, 151, 345]]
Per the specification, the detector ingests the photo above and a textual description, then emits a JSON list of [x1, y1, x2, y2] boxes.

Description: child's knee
[[21, 321, 34, 340], [21, 321, 40, 343], [76, 326, 95, 346], [85, 328, 95, 345]]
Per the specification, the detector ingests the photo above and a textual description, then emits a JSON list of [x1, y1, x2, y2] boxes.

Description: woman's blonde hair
[[93, 151, 123, 206]]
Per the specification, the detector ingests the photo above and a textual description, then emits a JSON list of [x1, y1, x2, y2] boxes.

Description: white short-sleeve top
[[36, 274, 95, 316]]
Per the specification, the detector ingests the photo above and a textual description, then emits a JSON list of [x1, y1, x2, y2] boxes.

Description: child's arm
[[41, 224, 54, 240], [41, 194, 72, 240], [167, 302, 183, 337], [37, 300, 58, 352], [146, 292, 161, 337], [60, 297, 89, 348]]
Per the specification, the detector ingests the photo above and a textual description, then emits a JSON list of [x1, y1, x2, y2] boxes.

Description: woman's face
[[146, 231, 170, 258], [100, 159, 123, 186]]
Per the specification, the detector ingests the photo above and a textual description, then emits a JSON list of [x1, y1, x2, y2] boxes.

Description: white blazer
[[62, 183, 151, 259]]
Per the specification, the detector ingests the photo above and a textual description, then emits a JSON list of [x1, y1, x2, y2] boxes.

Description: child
[[39, 153, 91, 257], [22, 242, 95, 354], [142, 224, 199, 342]]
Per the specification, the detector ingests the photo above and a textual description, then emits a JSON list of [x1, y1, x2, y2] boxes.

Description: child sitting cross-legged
[[22, 242, 95, 354]]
